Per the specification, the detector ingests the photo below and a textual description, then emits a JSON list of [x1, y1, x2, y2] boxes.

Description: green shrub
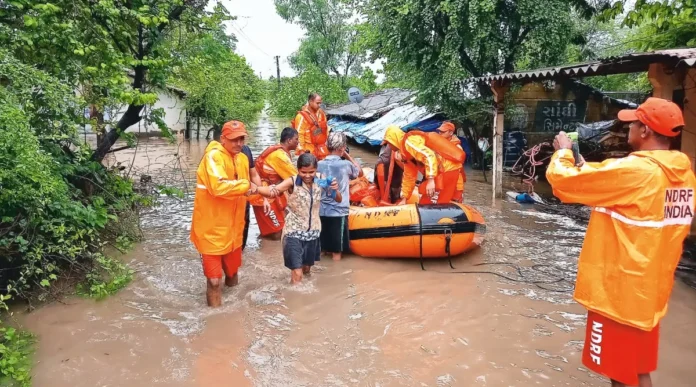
[[0, 323, 34, 387], [0, 50, 145, 386], [0, 51, 143, 307]]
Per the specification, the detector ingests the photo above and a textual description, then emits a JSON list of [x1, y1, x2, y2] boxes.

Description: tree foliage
[[0, 0, 230, 161], [275, 0, 365, 84], [605, 0, 696, 50], [170, 31, 265, 128], [361, 0, 610, 121], [0, 50, 144, 384]]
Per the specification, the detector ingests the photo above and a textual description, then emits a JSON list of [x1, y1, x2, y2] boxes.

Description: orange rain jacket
[[383, 126, 464, 200], [190, 141, 251, 256], [546, 148, 696, 331], [256, 146, 297, 183], [250, 145, 298, 207], [391, 129, 438, 200], [293, 105, 328, 159]]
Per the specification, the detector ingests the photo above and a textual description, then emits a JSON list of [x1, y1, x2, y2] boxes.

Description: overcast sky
[[219, 0, 305, 79]]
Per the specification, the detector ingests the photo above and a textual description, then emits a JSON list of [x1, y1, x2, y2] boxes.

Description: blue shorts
[[282, 237, 320, 270]]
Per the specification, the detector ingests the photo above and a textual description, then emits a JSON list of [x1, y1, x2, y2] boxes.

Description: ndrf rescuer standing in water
[[546, 98, 695, 387]]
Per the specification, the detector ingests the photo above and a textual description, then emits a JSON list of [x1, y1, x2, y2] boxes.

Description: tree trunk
[[91, 66, 147, 162], [91, 104, 144, 162]]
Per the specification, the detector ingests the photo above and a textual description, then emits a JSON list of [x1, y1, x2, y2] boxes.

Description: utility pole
[[275, 56, 281, 90]]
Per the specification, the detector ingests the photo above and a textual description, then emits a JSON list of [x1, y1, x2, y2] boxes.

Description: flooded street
[[19, 113, 696, 387]]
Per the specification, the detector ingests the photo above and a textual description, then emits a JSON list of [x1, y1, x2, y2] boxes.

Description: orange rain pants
[[417, 169, 461, 204], [202, 249, 242, 279], [581, 311, 659, 386], [253, 196, 286, 236]]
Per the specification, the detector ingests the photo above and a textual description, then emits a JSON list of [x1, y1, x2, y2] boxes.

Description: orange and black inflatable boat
[[348, 203, 486, 258]]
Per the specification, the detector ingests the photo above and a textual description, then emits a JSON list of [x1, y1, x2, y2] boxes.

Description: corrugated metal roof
[[329, 103, 436, 146], [324, 88, 416, 120], [463, 48, 696, 84]]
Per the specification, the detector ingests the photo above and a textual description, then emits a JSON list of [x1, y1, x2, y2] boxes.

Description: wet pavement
[[18, 113, 696, 386]]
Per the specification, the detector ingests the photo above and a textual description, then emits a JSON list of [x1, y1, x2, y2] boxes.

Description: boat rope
[[444, 229, 454, 269], [434, 262, 576, 293]]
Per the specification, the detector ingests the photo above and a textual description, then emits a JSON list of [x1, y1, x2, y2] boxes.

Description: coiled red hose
[[511, 142, 554, 191]]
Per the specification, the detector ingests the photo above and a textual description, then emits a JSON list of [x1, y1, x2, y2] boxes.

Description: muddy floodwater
[[18, 114, 696, 386]]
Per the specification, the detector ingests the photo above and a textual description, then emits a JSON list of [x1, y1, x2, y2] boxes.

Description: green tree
[[0, 0, 228, 161], [275, 0, 365, 85], [267, 65, 378, 118], [606, 0, 696, 50], [170, 32, 265, 130], [560, 18, 651, 93], [0, 48, 140, 303], [362, 0, 610, 120]]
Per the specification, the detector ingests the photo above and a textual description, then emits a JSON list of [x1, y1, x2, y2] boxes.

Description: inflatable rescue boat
[[348, 202, 486, 258]]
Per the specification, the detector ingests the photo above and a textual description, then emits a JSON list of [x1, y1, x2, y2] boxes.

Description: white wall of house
[[80, 88, 190, 135], [114, 89, 187, 134]]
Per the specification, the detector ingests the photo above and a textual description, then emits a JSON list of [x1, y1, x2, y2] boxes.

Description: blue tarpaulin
[[330, 116, 445, 146], [403, 117, 445, 133], [328, 118, 378, 145], [328, 103, 436, 146]]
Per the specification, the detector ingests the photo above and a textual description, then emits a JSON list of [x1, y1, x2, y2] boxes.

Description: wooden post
[[491, 80, 509, 199], [682, 67, 696, 171], [648, 63, 679, 100]]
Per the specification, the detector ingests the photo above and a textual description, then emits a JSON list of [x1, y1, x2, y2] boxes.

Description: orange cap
[[221, 121, 248, 140], [618, 98, 684, 137], [437, 121, 455, 132]]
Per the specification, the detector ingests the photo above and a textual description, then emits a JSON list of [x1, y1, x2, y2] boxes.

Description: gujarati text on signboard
[[534, 101, 587, 132]]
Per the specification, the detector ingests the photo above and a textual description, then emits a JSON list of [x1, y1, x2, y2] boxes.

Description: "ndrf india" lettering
[[664, 188, 695, 220]]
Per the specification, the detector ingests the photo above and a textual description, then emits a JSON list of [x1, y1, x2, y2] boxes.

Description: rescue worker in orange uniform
[[382, 125, 463, 205], [436, 121, 467, 202], [293, 93, 329, 160], [546, 98, 695, 387], [251, 127, 300, 238], [190, 121, 265, 308]]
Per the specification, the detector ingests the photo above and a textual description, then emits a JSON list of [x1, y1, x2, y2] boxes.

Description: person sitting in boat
[[292, 93, 329, 160], [317, 132, 363, 261], [382, 125, 465, 205], [257, 153, 341, 284], [436, 121, 467, 203], [251, 127, 300, 239], [374, 142, 404, 205]]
